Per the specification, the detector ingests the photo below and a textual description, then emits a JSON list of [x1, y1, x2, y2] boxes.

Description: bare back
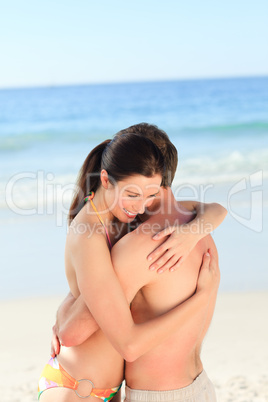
[[112, 202, 218, 390]]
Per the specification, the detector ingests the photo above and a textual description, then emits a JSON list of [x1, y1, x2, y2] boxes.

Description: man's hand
[[50, 324, 61, 358], [147, 225, 200, 273]]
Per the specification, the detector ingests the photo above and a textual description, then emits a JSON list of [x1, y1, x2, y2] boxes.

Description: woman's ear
[[100, 169, 109, 189]]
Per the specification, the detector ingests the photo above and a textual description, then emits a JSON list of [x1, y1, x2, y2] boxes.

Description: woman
[[39, 131, 223, 401]]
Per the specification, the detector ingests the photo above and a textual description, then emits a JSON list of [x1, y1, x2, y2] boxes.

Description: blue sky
[[0, 0, 268, 88]]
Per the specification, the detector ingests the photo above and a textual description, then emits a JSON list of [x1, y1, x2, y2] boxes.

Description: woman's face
[[106, 173, 162, 222]]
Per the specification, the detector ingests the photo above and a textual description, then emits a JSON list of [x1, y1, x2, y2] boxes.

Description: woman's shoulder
[[66, 214, 107, 251]]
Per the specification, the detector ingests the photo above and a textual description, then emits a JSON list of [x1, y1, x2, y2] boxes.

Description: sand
[[1, 292, 267, 402], [201, 292, 268, 401]]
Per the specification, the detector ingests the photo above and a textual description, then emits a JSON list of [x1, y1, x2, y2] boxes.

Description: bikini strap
[[84, 192, 112, 250]]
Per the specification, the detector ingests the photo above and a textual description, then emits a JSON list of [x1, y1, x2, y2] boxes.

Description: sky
[[0, 0, 268, 88]]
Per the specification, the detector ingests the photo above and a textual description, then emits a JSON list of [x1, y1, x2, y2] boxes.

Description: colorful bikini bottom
[[38, 357, 122, 401]]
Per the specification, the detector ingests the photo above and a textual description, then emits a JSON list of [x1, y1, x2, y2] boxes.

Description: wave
[[0, 130, 108, 152], [177, 121, 268, 137], [1, 148, 267, 212], [1, 76, 268, 153], [174, 148, 268, 184], [1, 120, 268, 152]]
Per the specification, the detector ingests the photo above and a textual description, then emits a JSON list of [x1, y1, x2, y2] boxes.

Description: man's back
[[111, 195, 218, 390]]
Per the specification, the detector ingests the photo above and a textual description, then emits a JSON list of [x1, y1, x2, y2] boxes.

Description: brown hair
[[115, 123, 178, 187], [68, 133, 165, 223]]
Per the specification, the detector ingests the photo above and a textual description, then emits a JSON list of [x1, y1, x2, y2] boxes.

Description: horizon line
[[0, 73, 268, 91]]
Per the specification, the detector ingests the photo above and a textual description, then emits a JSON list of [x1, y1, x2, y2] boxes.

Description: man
[[111, 187, 219, 401], [52, 124, 224, 401]]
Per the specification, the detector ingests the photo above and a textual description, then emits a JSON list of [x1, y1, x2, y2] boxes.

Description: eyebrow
[[125, 190, 160, 197]]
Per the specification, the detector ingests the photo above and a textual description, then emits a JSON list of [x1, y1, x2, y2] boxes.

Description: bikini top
[[84, 191, 112, 250]]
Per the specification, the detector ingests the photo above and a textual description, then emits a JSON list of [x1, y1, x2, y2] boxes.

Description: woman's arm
[[51, 248, 218, 358], [72, 232, 218, 362], [147, 201, 227, 273], [179, 200, 227, 234]]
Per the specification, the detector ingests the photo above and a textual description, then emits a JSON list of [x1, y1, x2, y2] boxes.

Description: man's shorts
[[125, 370, 217, 402]]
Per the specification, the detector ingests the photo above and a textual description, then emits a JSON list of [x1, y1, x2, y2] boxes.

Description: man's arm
[[51, 292, 99, 355]]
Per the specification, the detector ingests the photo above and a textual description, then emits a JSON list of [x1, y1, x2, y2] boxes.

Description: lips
[[123, 208, 137, 218]]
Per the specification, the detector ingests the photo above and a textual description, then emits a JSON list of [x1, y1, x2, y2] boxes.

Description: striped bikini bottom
[[38, 356, 122, 401]]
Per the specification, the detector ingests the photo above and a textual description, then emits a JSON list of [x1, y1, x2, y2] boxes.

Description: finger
[[50, 341, 57, 357], [56, 338, 61, 355], [50, 327, 56, 357], [157, 255, 182, 274], [169, 256, 184, 272], [149, 250, 173, 271], [208, 249, 219, 275], [50, 339, 57, 357], [50, 346, 55, 358], [51, 329, 60, 357], [201, 250, 210, 269], [156, 255, 179, 274], [198, 251, 210, 277], [152, 227, 174, 240], [208, 249, 218, 271], [148, 244, 168, 262]]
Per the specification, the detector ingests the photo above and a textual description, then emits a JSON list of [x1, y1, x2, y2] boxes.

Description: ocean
[[0, 76, 267, 299]]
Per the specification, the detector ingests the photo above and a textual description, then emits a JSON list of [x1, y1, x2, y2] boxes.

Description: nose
[[137, 204, 145, 214], [133, 200, 146, 215]]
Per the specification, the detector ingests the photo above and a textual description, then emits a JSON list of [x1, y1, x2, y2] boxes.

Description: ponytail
[[68, 139, 111, 223]]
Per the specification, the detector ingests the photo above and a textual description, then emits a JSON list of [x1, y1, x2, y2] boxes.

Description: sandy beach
[[1, 292, 267, 402]]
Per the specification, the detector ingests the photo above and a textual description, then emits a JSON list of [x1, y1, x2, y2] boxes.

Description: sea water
[[0, 77, 267, 298]]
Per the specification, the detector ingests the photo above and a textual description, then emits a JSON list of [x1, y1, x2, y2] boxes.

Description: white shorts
[[125, 370, 217, 402]]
